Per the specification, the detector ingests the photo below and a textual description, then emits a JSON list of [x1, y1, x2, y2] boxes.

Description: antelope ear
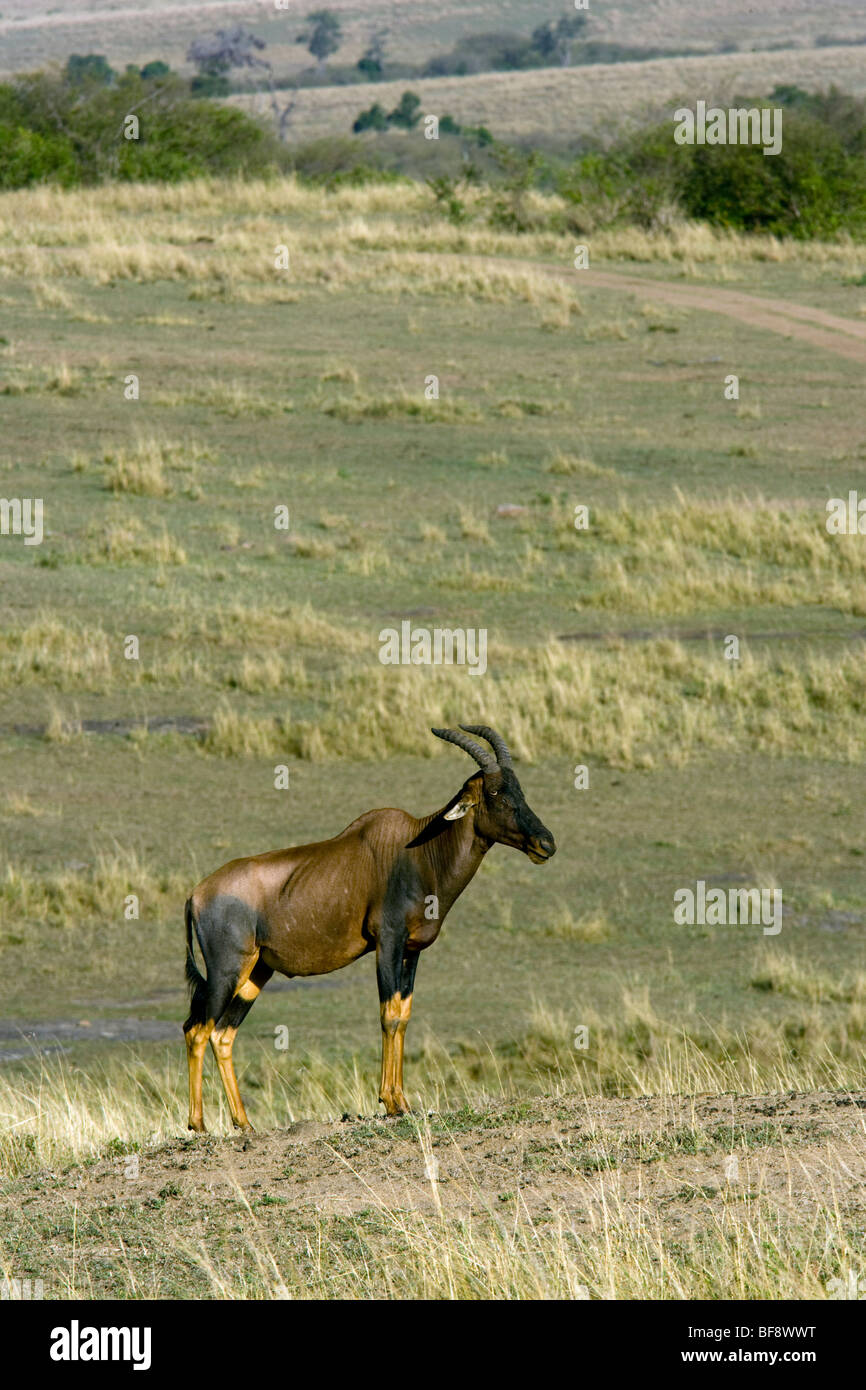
[[406, 786, 479, 846]]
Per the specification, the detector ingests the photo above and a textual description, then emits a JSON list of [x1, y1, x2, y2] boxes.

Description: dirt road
[[578, 267, 866, 366], [453, 253, 866, 366]]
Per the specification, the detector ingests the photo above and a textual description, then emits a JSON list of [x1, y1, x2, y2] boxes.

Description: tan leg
[[379, 993, 413, 1116], [210, 965, 268, 1132], [210, 1024, 251, 1131], [185, 1019, 214, 1133], [392, 992, 413, 1111]]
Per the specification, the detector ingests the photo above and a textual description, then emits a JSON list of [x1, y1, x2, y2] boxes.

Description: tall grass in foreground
[[2, 985, 863, 1178], [177, 1182, 862, 1301], [9, 1171, 860, 1300], [2, 984, 863, 1298], [2, 1053, 863, 1299]]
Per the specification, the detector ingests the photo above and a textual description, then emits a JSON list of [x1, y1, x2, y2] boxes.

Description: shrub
[[388, 91, 422, 130], [556, 95, 866, 239], [190, 73, 230, 98], [65, 54, 115, 86], [352, 102, 388, 134], [679, 111, 866, 238], [0, 123, 78, 189], [0, 68, 288, 186]]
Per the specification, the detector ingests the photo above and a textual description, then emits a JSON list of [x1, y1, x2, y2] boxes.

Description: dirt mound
[[22, 1090, 866, 1237]]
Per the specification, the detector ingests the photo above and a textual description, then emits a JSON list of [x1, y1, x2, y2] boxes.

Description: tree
[[358, 29, 388, 79], [351, 91, 424, 134], [65, 54, 116, 85], [531, 14, 587, 66], [140, 60, 171, 80], [185, 25, 297, 139], [187, 26, 271, 96], [0, 122, 78, 188], [0, 67, 290, 187], [299, 10, 342, 72]]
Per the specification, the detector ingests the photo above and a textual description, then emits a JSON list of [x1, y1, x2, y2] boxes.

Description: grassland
[[1, 174, 865, 1298]]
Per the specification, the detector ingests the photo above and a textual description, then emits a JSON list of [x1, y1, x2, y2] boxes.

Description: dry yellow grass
[[565, 492, 866, 617], [6, 479, 866, 766], [104, 453, 171, 498], [0, 615, 113, 690], [191, 637, 866, 770], [0, 972, 863, 1180], [751, 947, 866, 1005], [323, 387, 481, 423], [547, 450, 614, 478], [458, 508, 491, 543], [87, 518, 187, 567], [1, 179, 862, 299], [0, 849, 185, 930]]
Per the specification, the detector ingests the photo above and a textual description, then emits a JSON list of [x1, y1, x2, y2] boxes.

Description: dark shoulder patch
[[383, 854, 423, 916]]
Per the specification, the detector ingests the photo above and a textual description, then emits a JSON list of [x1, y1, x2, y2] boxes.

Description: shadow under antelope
[[183, 724, 556, 1131]]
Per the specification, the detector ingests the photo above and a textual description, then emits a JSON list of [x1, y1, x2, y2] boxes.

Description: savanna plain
[[0, 173, 865, 1299]]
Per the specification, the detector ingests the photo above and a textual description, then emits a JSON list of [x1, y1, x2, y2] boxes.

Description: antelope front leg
[[379, 998, 409, 1116], [376, 930, 418, 1116]]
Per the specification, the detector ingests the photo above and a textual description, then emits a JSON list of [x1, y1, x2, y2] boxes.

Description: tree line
[[1, 54, 864, 242]]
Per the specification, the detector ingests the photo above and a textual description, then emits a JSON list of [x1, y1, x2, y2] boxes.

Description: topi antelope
[[183, 724, 556, 1130]]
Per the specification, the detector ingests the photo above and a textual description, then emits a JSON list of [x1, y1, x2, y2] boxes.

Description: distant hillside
[[1, 0, 865, 81], [227, 44, 866, 146]]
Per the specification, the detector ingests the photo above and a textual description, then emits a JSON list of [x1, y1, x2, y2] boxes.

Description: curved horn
[[459, 724, 513, 770], [431, 726, 497, 771]]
